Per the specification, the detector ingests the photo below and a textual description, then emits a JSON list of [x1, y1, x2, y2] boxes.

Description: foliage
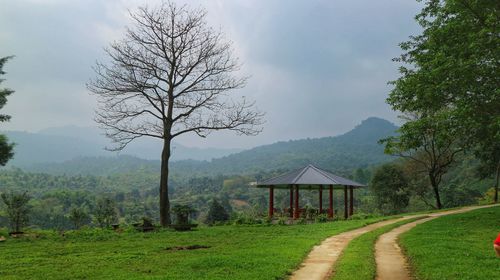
[[0, 191, 30, 232], [400, 206, 500, 280], [0, 56, 15, 166], [370, 164, 410, 214], [171, 204, 196, 225], [315, 214, 328, 223], [387, 0, 499, 204], [205, 199, 229, 225], [68, 206, 91, 229], [94, 197, 118, 228]]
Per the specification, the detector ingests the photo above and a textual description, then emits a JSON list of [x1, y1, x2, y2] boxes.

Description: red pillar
[[328, 185, 333, 218], [349, 186, 354, 217], [269, 186, 274, 218], [344, 185, 348, 220], [319, 186, 323, 214], [294, 185, 300, 219], [289, 185, 294, 218]]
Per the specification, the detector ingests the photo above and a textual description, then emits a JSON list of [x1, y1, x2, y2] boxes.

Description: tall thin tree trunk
[[430, 175, 442, 209], [159, 138, 172, 226], [494, 161, 499, 203]]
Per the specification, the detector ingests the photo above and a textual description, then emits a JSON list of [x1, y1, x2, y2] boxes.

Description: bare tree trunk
[[160, 138, 172, 226], [430, 175, 442, 209], [494, 161, 499, 203]]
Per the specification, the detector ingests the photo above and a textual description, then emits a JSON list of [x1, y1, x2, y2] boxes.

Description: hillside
[[192, 117, 398, 175], [18, 117, 398, 176]]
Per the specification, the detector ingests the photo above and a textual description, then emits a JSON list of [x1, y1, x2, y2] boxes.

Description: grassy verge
[[0, 217, 390, 280], [332, 217, 425, 280], [400, 206, 500, 280]]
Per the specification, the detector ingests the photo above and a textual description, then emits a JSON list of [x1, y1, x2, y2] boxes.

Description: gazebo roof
[[256, 164, 366, 189]]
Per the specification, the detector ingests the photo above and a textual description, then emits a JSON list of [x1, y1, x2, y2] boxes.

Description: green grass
[[332, 217, 425, 280], [400, 206, 500, 280], [0, 218, 388, 280]]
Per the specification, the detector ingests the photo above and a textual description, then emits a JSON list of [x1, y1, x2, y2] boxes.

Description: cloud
[[0, 0, 422, 148]]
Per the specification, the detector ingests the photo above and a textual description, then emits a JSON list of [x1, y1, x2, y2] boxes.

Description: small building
[[256, 164, 366, 219]]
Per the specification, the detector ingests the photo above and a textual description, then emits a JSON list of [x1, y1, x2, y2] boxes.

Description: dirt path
[[374, 205, 497, 280], [290, 215, 421, 280]]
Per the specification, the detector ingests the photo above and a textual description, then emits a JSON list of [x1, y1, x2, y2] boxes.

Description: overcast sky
[[0, 0, 423, 149]]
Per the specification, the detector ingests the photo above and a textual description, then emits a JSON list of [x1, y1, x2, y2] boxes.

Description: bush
[[68, 206, 91, 229], [1, 191, 31, 233], [295, 218, 307, 225], [231, 212, 263, 225], [171, 205, 196, 225], [370, 164, 411, 215], [315, 214, 328, 223], [205, 199, 229, 225], [277, 216, 288, 225], [94, 197, 118, 228]]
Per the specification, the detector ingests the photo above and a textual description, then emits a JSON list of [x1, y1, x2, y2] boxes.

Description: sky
[[0, 0, 423, 149]]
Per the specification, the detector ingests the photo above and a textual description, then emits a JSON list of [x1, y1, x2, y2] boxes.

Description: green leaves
[[0, 56, 14, 167]]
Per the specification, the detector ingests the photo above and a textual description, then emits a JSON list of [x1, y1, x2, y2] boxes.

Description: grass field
[[0, 217, 387, 280], [400, 206, 500, 280], [332, 217, 424, 280]]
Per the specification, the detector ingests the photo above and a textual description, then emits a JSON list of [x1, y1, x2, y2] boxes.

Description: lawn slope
[[400, 206, 500, 280], [0, 218, 385, 280]]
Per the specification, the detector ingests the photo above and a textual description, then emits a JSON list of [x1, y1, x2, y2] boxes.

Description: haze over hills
[[2, 126, 243, 166], [13, 117, 398, 176]]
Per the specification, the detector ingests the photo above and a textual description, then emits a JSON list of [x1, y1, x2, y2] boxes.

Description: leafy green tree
[[353, 168, 370, 184], [389, 0, 499, 202], [94, 197, 118, 228], [68, 206, 91, 229], [1, 191, 30, 232], [205, 199, 229, 225], [0, 56, 15, 166], [381, 114, 463, 209], [370, 164, 411, 214]]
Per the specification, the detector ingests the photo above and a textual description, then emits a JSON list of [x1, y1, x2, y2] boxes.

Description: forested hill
[[174, 117, 398, 175], [20, 117, 398, 176]]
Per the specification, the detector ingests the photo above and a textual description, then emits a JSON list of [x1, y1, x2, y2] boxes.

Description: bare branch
[[88, 1, 263, 151]]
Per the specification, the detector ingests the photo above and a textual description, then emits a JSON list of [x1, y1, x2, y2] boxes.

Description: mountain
[[173, 117, 398, 175], [16, 117, 398, 176], [2, 126, 242, 166]]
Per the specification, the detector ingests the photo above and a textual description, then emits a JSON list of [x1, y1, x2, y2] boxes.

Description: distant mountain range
[[6, 117, 399, 176], [2, 126, 242, 166]]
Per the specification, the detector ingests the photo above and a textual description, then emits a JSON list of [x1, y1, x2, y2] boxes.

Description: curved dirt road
[[290, 216, 420, 280], [374, 205, 498, 280]]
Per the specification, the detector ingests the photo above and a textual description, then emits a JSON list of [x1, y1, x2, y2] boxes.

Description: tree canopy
[[0, 56, 15, 166], [383, 0, 499, 206]]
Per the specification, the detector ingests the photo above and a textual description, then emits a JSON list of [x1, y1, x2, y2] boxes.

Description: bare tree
[[88, 1, 264, 226]]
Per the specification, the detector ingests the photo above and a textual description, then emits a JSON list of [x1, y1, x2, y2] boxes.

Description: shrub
[[205, 199, 229, 225], [68, 206, 91, 229], [277, 216, 288, 225], [94, 197, 118, 228], [295, 218, 307, 225], [171, 205, 196, 225], [1, 191, 31, 233], [370, 164, 411, 215], [315, 214, 328, 223]]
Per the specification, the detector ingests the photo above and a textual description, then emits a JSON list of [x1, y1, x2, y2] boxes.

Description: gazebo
[[256, 164, 366, 220]]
